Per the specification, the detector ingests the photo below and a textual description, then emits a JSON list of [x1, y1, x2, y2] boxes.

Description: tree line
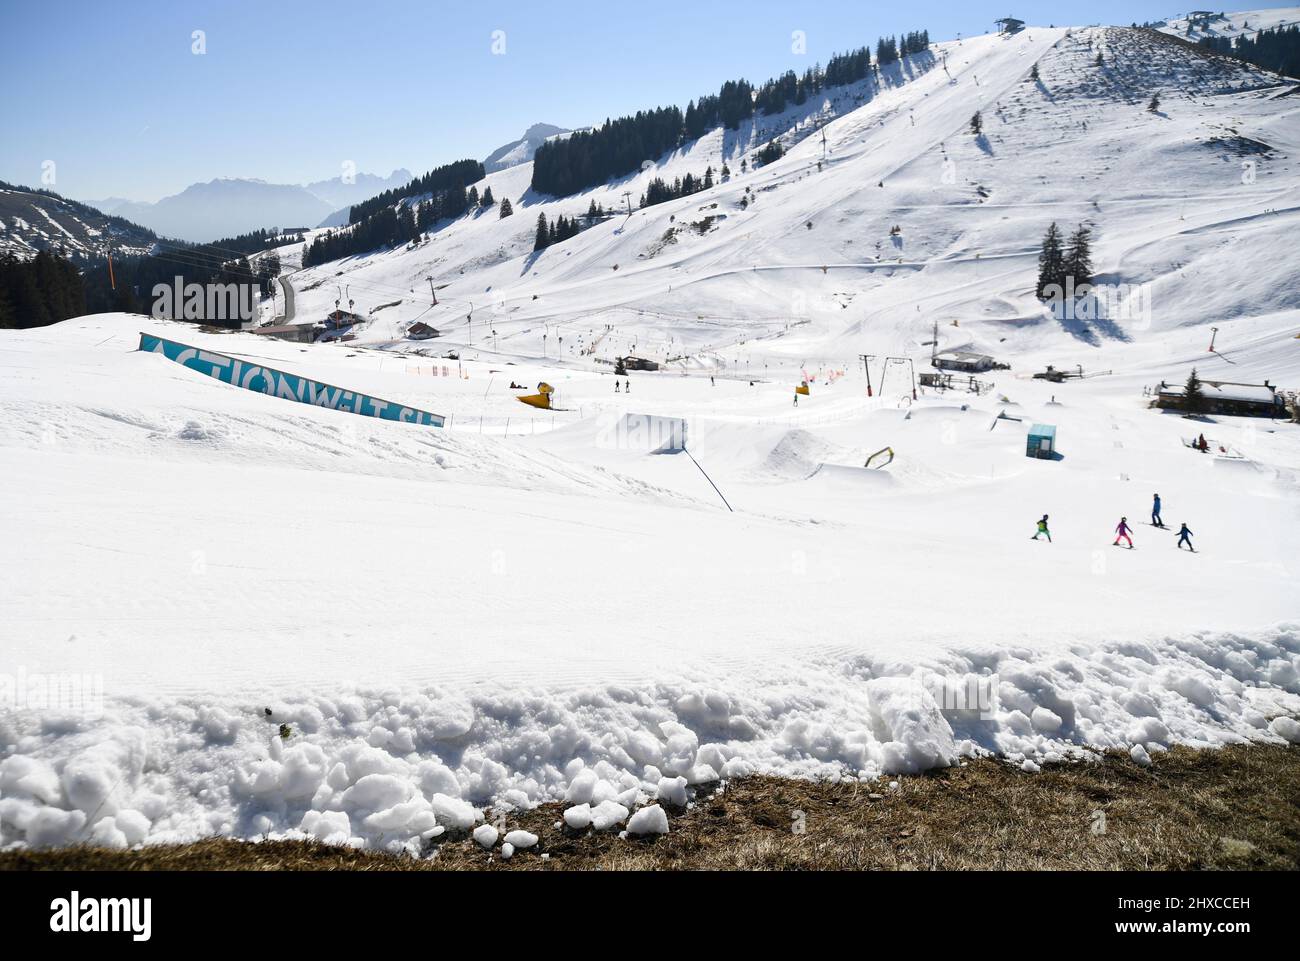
[[347, 159, 485, 224], [305, 160, 491, 267], [2, 228, 289, 330], [0, 250, 85, 329], [1198, 24, 1300, 79], [532, 30, 930, 197]]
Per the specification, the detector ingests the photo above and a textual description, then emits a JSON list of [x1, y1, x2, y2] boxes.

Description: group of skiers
[[1033, 494, 1195, 551]]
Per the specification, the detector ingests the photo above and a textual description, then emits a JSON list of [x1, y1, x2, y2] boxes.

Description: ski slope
[[2, 22, 1299, 853]]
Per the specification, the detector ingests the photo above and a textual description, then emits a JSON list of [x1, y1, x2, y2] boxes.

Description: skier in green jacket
[[1032, 514, 1051, 542]]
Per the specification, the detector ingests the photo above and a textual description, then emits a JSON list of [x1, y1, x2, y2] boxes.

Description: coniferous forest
[[1198, 24, 1300, 80], [0, 250, 85, 329], [531, 31, 929, 196], [304, 158, 486, 267]]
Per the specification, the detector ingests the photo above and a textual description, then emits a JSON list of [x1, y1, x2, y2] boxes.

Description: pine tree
[[1183, 368, 1206, 414], [467, 186, 480, 209], [534, 213, 549, 251], [970, 111, 983, 135], [1036, 222, 1066, 299], [1064, 224, 1093, 289], [499, 197, 514, 218], [480, 186, 495, 207]]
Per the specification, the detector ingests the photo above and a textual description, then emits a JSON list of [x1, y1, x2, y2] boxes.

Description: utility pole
[[860, 353, 877, 397], [1208, 326, 1219, 352], [428, 278, 438, 305]]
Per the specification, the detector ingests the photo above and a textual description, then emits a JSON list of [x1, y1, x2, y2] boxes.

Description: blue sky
[[0, 0, 1285, 202]]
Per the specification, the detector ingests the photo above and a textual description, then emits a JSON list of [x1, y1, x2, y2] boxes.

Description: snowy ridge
[[0, 185, 156, 261]]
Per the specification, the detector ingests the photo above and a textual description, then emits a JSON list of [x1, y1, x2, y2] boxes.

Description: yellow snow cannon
[[517, 382, 554, 410], [795, 383, 810, 396]]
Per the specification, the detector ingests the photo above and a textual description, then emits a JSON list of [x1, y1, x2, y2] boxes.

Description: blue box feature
[[1027, 423, 1056, 459]]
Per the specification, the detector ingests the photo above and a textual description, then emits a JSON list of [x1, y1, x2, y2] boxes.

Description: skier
[[1151, 493, 1163, 528], [624, 378, 630, 394], [1032, 514, 1051, 542], [1176, 523, 1195, 552], [1114, 516, 1134, 549], [614, 380, 620, 393], [793, 391, 799, 407]]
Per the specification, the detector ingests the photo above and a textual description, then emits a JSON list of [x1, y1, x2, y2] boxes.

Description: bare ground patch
[[3, 743, 1297, 871]]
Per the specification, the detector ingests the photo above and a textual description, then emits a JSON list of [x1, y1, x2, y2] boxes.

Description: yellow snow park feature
[[795, 383, 810, 396], [517, 382, 554, 410]]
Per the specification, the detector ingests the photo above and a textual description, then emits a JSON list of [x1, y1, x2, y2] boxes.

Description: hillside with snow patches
[[2, 22, 1299, 853], [0, 184, 157, 262], [1160, 6, 1300, 40]]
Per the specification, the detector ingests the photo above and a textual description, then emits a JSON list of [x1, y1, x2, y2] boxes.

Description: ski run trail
[[2, 15, 1300, 853]]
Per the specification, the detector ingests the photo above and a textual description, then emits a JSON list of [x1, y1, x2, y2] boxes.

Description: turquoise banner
[[138, 332, 445, 428]]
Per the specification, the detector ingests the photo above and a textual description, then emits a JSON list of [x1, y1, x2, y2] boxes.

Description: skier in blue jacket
[[1151, 493, 1163, 528], [1176, 523, 1195, 551]]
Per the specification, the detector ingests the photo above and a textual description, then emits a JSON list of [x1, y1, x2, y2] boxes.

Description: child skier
[[1032, 514, 1051, 542], [1176, 523, 1195, 551], [1151, 493, 1163, 528], [1114, 516, 1134, 549]]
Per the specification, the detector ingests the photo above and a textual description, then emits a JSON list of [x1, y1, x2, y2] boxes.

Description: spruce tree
[[1184, 368, 1206, 414], [1064, 224, 1093, 289], [534, 213, 549, 251], [1036, 222, 1066, 299], [970, 111, 983, 135], [499, 197, 514, 218], [480, 186, 495, 207]]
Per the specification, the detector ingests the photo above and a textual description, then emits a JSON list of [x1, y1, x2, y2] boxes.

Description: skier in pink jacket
[[1114, 516, 1134, 548]]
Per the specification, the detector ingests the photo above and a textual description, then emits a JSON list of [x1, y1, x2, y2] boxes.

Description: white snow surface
[[2, 24, 1300, 851]]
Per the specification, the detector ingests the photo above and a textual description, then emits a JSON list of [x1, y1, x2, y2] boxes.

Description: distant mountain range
[[7, 121, 571, 256], [86, 170, 413, 243]]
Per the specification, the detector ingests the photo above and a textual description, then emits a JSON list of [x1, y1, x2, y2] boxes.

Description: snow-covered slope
[[2, 24, 1299, 853], [277, 26, 1300, 368], [1160, 6, 1300, 40], [483, 123, 571, 173]]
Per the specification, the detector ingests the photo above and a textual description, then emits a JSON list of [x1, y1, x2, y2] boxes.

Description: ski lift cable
[[124, 249, 437, 304]]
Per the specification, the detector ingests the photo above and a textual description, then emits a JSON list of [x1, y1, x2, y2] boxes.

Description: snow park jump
[[138, 332, 446, 427]]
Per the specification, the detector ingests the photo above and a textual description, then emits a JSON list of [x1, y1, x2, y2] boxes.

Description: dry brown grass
[[3, 743, 1297, 871]]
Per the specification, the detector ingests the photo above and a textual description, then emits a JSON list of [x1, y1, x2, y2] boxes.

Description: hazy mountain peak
[[484, 123, 571, 173]]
